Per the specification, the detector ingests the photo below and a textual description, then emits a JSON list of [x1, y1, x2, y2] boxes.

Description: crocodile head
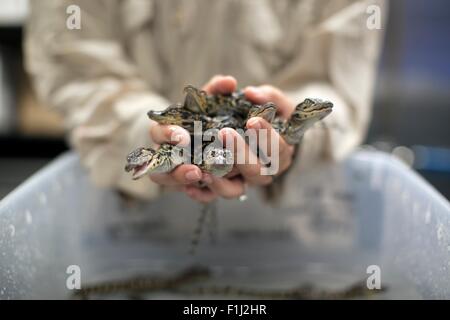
[[147, 103, 191, 126], [291, 98, 333, 122], [247, 102, 277, 123], [283, 98, 333, 144], [125, 147, 158, 180]]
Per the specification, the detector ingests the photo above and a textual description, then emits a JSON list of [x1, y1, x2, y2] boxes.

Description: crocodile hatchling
[[125, 85, 333, 253]]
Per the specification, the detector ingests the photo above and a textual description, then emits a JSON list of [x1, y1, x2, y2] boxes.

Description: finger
[[202, 173, 246, 200], [149, 164, 202, 185], [246, 117, 293, 158], [244, 85, 295, 119], [219, 128, 272, 186], [246, 117, 294, 176], [150, 124, 190, 146], [149, 173, 177, 186], [202, 75, 237, 95], [169, 164, 203, 184], [223, 166, 240, 178], [183, 185, 218, 203]]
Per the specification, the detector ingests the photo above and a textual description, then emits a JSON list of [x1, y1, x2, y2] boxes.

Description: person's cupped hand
[[148, 75, 296, 203]]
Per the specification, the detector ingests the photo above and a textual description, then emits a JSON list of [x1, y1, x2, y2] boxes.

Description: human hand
[[148, 75, 246, 203], [149, 77, 297, 203], [218, 84, 296, 186], [181, 75, 247, 203]]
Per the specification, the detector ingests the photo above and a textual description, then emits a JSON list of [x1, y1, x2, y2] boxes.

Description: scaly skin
[[125, 143, 233, 180], [247, 102, 277, 123], [147, 103, 205, 134], [125, 144, 186, 180], [125, 86, 333, 178], [283, 98, 333, 144]]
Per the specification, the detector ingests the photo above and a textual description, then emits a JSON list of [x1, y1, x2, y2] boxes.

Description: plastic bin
[[0, 150, 449, 299]]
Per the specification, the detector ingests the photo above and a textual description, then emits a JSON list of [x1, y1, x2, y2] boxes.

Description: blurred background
[[0, 0, 449, 199]]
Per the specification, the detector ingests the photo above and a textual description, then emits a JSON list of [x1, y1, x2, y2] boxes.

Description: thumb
[[244, 85, 295, 119], [202, 75, 237, 95]]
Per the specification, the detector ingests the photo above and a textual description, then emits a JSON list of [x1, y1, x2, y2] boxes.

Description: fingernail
[[246, 86, 262, 95], [185, 170, 201, 181], [169, 126, 185, 140], [173, 134, 183, 142], [225, 128, 235, 138], [168, 126, 178, 133], [247, 118, 261, 129]]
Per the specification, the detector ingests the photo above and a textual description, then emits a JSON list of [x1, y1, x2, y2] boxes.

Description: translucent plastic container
[[0, 150, 449, 299]]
